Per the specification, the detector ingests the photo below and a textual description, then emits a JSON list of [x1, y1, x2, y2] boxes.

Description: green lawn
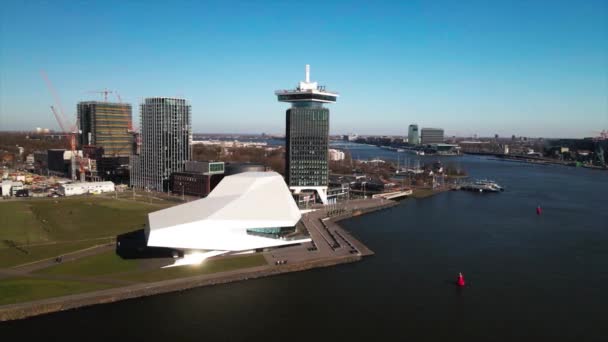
[[116, 254, 267, 283], [35, 251, 139, 277], [0, 239, 113, 268], [0, 197, 169, 244], [0, 197, 172, 268], [0, 254, 267, 306], [0, 202, 48, 244], [0, 277, 113, 306]]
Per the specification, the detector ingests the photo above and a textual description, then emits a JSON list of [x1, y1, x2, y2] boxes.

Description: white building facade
[[59, 181, 115, 196], [146, 172, 310, 267], [329, 149, 345, 161]]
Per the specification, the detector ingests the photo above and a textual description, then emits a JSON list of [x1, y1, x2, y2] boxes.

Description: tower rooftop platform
[[275, 65, 338, 104]]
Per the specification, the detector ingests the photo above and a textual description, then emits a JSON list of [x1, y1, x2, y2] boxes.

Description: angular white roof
[[146, 171, 305, 251]]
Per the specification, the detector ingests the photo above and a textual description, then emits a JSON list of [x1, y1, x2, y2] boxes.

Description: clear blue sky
[[1, 0, 606, 138]]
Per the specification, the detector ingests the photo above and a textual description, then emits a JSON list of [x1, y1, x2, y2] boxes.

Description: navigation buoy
[[457, 272, 465, 287], [536, 205, 542, 215]]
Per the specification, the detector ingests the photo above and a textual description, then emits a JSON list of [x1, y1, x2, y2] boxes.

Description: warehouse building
[[58, 181, 115, 196]]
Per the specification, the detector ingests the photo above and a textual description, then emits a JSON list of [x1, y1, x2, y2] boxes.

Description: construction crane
[[88, 89, 114, 101], [42, 71, 85, 181], [48, 105, 80, 181]]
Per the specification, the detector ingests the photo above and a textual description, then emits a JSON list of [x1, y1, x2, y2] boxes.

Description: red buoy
[[536, 205, 542, 215], [457, 272, 465, 287]]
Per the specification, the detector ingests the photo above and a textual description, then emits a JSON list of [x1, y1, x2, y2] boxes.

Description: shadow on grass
[[116, 229, 182, 259]]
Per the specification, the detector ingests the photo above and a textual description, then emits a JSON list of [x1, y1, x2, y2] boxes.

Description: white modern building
[[329, 149, 345, 161], [59, 181, 115, 196], [2, 180, 12, 197], [146, 171, 311, 267]]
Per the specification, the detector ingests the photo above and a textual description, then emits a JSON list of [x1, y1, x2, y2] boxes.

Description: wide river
[[2, 143, 608, 341]]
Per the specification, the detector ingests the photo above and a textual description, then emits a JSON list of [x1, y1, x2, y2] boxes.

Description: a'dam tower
[[275, 65, 338, 204]]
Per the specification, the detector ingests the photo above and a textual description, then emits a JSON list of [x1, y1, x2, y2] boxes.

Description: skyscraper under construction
[[130, 97, 192, 191], [276, 65, 338, 204], [77, 101, 133, 157]]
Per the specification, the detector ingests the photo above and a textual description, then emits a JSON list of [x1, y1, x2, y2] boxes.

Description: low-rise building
[[58, 181, 115, 196], [1, 180, 12, 197], [169, 161, 226, 197], [329, 149, 345, 161], [2, 181, 24, 196]]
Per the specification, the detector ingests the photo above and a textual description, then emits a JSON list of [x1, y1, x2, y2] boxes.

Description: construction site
[[37, 72, 141, 185]]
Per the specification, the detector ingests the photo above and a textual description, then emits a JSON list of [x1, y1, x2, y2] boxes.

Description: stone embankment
[[0, 254, 360, 322]]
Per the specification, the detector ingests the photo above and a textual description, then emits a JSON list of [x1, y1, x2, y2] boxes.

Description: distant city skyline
[[1, 0, 607, 139]]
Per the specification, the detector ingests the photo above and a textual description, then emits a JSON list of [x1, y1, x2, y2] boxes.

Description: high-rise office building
[[130, 97, 191, 191], [77, 101, 133, 157], [421, 128, 444, 145], [276, 65, 338, 204], [408, 124, 420, 145]]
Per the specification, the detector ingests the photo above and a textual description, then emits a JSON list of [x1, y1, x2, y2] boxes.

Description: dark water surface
[[2, 152, 607, 341]]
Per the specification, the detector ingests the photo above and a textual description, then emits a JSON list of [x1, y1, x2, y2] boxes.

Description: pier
[[372, 189, 413, 200]]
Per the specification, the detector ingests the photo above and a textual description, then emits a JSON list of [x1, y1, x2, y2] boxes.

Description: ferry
[[405, 149, 425, 156], [460, 180, 504, 193], [475, 180, 504, 192]]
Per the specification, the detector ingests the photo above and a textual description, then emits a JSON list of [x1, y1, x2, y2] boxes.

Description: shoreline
[[467, 152, 607, 171], [0, 199, 398, 322]]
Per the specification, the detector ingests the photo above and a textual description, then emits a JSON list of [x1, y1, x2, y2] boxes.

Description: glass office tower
[[276, 65, 338, 204], [130, 97, 192, 192], [408, 124, 420, 145]]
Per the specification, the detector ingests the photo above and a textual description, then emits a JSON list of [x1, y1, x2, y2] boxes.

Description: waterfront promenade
[[0, 198, 396, 321]]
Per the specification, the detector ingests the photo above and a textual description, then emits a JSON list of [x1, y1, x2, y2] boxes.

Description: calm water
[[2, 147, 608, 341]]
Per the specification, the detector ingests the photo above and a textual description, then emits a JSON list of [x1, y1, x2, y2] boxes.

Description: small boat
[[475, 180, 504, 192]]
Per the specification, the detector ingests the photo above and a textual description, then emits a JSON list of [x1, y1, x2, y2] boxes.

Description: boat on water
[[405, 149, 425, 156], [475, 180, 504, 192], [460, 179, 504, 193]]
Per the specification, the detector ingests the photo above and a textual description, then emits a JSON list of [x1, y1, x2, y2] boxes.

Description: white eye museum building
[[145, 171, 311, 267]]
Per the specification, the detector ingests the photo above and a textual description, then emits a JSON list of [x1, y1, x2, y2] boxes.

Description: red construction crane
[[42, 71, 82, 180]]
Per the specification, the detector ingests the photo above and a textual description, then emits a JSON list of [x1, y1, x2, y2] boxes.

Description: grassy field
[[0, 278, 113, 306], [0, 254, 267, 306], [3, 198, 168, 242], [0, 202, 42, 244], [0, 197, 172, 268], [0, 196, 271, 307], [0, 239, 113, 268], [35, 250, 139, 277], [115, 254, 267, 283]]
